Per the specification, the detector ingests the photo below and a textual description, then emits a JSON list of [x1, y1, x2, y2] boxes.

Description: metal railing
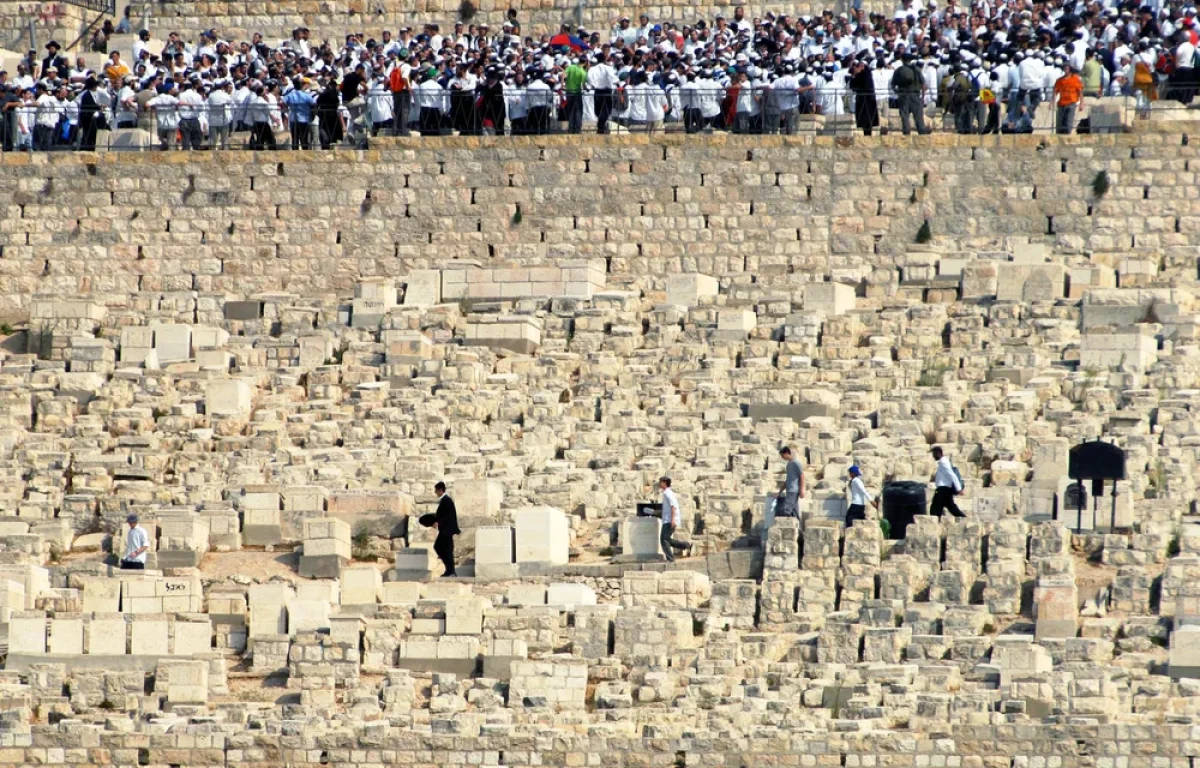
[[0, 87, 1147, 152]]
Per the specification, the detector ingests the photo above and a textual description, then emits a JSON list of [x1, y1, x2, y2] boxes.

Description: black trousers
[[290, 121, 311, 149], [659, 522, 689, 562], [433, 532, 456, 575], [120, 559, 145, 570], [419, 107, 442, 135], [566, 92, 583, 133], [526, 106, 550, 135], [846, 504, 867, 527], [249, 121, 276, 150], [78, 117, 98, 151], [594, 89, 613, 134], [929, 486, 964, 518], [179, 118, 203, 150], [392, 90, 410, 135]]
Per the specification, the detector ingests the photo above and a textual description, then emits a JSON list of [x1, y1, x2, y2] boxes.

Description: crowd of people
[[0, 0, 1194, 150]]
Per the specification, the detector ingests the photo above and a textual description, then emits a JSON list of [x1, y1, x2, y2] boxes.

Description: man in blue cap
[[121, 514, 150, 570], [846, 466, 878, 527]]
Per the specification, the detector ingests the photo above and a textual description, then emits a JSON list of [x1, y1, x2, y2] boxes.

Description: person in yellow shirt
[[1081, 50, 1103, 98], [103, 50, 131, 88], [1053, 64, 1083, 135]]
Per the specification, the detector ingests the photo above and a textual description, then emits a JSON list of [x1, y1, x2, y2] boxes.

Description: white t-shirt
[[660, 487, 681, 525], [125, 525, 149, 563]]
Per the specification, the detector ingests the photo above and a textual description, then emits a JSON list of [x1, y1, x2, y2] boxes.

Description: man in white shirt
[[176, 80, 206, 149], [658, 476, 692, 561], [586, 52, 619, 133], [846, 465, 879, 527], [146, 83, 180, 149], [525, 73, 554, 134], [930, 446, 965, 518], [33, 85, 59, 150], [1018, 51, 1047, 116], [207, 79, 233, 148], [121, 514, 150, 570]]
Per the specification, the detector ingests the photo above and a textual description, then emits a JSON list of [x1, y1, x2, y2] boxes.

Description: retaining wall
[[0, 132, 1189, 317]]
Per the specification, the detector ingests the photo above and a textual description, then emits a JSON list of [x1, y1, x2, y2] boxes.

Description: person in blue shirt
[[1001, 103, 1034, 134], [283, 78, 316, 149]]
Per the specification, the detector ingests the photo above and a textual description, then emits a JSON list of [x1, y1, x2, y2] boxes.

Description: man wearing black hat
[[42, 42, 67, 82], [77, 76, 103, 151]]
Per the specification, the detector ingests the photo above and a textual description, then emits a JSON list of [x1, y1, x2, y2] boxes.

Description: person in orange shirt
[[1053, 64, 1083, 135], [103, 51, 131, 89]]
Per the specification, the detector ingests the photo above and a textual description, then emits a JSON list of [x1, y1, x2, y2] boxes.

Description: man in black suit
[[433, 481, 460, 577], [42, 42, 67, 80]]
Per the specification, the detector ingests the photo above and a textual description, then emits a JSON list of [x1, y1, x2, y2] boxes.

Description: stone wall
[[123, 0, 880, 41], [0, 721, 1186, 766], [0, 132, 1189, 317], [0, 1, 92, 55]]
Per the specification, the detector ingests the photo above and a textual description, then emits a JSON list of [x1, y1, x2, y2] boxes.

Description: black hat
[[45, 40, 60, 50]]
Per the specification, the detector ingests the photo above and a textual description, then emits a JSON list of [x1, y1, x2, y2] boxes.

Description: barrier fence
[[0, 86, 1162, 152]]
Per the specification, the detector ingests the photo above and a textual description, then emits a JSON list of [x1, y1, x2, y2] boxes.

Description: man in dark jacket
[[42, 42, 68, 81], [433, 481, 460, 577]]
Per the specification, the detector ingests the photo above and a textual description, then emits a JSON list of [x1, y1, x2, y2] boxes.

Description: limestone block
[[151, 323, 192, 363], [157, 658, 209, 704], [464, 315, 543, 355], [445, 597, 487, 635], [513, 507, 570, 565], [394, 548, 435, 579], [506, 584, 548, 606], [404, 270, 442, 306], [455, 479, 504, 518], [119, 326, 154, 363], [381, 582, 421, 605], [717, 309, 757, 334], [996, 640, 1053, 687], [192, 326, 229, 350], [1080, 330, 1159, 370], [411, 618, 445, 635], [0, 565, 49, 610], [0, 579, 26, 622], [383, 330, 434, 362], [1034, 576, 1079, 639], [286, 598, 331, 635], [356, 278, 398, 307], [249, 583, 294, 637], [296, 580, 338, 604], [351, 298, 388, 328], [475, 526, 514, 566], [48, 615, 84, 655], [87, 615, 127, 655], [1170, 624, 1200, 679], [9, 611, 46, 654], [547, 583, 597, 609], [283, 486, 328, 513], [666, 273, 718, 307], [131, 617, 169, 655], [327, 489, 412, 537], [305, 537, 351, 559], [341, 566, 382, 605], [803, 283, 855, 316], [173, 621, 212, 656], [206, 379, 253, 417], [618, 517, 663, 560]]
